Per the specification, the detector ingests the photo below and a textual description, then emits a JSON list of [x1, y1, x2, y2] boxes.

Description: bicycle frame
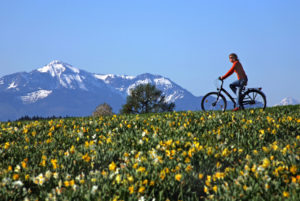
[[203, 79, 266, 111], [216, 80, 237, 108]]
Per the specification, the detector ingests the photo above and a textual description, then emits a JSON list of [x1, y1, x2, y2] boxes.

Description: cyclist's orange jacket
[[222, 61, 247, 80]]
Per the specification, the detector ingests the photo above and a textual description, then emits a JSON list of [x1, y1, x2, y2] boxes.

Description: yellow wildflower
[[262, 158, 270, 168], [32, 131, 36, 136], [160, 170, 166, 180], [70, 180, 75, 186], [25, 174, 30, 180], [204, 186, 209, 194], [265, 184, 270, 190], [138, 186, 145, 193], [109, 161, 116, 171], [175, 174, 182, 181], [251, 164, 257, 173], [283, 191, 289, 198], [115, 174, 121, 184], [51, 159, 58, 169], [290, 165, 297, 175], [262, 146, 269, 153], [70, 145, 75, 154], [64, 181, 70, 187], [82, 153, 91, 162], [127, 175, 134, 183], [133, 163, 138, 169], [184, 157, 191, 163], [185, 165, 192, 172], [215, 172, 224, 180], [137, 166, 146, 173], [40, 159, 46, 167], [13, 174, 19, 180], [4, 142, 10, 149], [212, 185, 218, 193], [21, 161, 27, 169], [128, 186, 134, 194]]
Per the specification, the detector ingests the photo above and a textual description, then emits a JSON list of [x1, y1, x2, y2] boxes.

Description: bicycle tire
[[201, 92, 227, 112], [240, 89, 267, 110]]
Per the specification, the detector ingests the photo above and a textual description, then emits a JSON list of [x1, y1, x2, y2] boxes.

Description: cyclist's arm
[[221, 62, 236, 80]]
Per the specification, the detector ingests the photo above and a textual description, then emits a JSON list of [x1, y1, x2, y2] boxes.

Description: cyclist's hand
[[218, 76, 223, 81]]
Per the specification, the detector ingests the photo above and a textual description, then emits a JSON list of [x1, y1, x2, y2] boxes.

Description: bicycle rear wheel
[[201, 92, 227, 112], [240, 89, 266, 110]]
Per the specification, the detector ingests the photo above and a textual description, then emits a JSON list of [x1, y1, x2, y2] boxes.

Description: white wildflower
[[14, 165, 21, 173], [45, 170, 52, 179], [12, 180, 24, 187], [138, 196, 145, 201], [53, 172, 59, 179], [91, 185, 98, 194]]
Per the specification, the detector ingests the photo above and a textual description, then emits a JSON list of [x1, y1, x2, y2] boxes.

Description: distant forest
[[13, 115, 70, 122]]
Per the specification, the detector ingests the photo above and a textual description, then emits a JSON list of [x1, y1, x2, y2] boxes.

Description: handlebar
[[216, 77, 224, 90]]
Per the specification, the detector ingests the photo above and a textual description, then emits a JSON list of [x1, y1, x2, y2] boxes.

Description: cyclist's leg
[[230, 80, 240, 94], [236, 79, 247, 107]]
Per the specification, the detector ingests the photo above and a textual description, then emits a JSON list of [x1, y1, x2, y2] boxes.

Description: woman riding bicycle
[[219, 53, 248, 111]]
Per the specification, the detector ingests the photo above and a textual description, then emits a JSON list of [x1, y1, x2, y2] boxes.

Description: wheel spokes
[[242, 91, 265, 109], [202, 94, 226, 111]]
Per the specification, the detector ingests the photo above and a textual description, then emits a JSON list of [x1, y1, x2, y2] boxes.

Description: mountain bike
[[201, 79, 267, 112]]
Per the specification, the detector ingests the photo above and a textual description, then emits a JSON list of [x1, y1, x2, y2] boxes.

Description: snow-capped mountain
[[274, 97, 300, 106], [0, 60, 203, 121]]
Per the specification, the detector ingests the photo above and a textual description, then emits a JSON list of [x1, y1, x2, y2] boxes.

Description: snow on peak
[[94, 74, 136, 84], [275, 97, 300, 106], [119, 75, 136, 80], [36, 61, 87, 90], [37, 60, 80, 77], [21, 90, 52, 104], [94, 74, 114, 83], [154, 77, 171, 85], [165, 91, 184, 103]]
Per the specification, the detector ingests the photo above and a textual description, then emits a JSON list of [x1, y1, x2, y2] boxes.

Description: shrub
[[92, 103, 113, 117]]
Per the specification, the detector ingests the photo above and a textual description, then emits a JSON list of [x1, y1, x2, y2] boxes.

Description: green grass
[[0, 105, 299, 200]]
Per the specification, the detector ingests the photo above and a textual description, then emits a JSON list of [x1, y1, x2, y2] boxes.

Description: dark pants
[[230, 78, 248, 107]]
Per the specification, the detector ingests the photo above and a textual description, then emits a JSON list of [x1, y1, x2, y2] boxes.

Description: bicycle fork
[[212, 89, 222, 106]]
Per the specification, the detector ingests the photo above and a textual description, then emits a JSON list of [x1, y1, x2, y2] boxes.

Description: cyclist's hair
[[229, 53, 239, 61]]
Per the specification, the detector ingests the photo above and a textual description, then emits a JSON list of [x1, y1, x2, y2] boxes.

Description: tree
[[93, 103, 113, 117], [120, 83, 175, 114]]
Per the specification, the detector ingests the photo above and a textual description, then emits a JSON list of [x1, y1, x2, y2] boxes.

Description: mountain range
[[274, 97, 300, 106], [1, 61, 298, 121], [0, 61, 204, 121]]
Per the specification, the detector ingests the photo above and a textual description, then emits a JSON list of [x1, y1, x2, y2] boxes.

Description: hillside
[[0, 105, 299, 200]]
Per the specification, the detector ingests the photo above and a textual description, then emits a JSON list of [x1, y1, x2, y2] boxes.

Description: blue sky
[[1, 0, 299, 106]]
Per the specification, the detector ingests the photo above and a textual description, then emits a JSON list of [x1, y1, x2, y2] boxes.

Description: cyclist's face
[[229, 56, 236, 63]]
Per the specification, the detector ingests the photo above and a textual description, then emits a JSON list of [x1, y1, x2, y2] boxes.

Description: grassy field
[[0, 105, 299, 200]]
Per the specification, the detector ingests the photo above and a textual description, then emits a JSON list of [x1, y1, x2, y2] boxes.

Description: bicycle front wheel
[[201, 92, 227, 112], [240, 89, 267, 110]]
